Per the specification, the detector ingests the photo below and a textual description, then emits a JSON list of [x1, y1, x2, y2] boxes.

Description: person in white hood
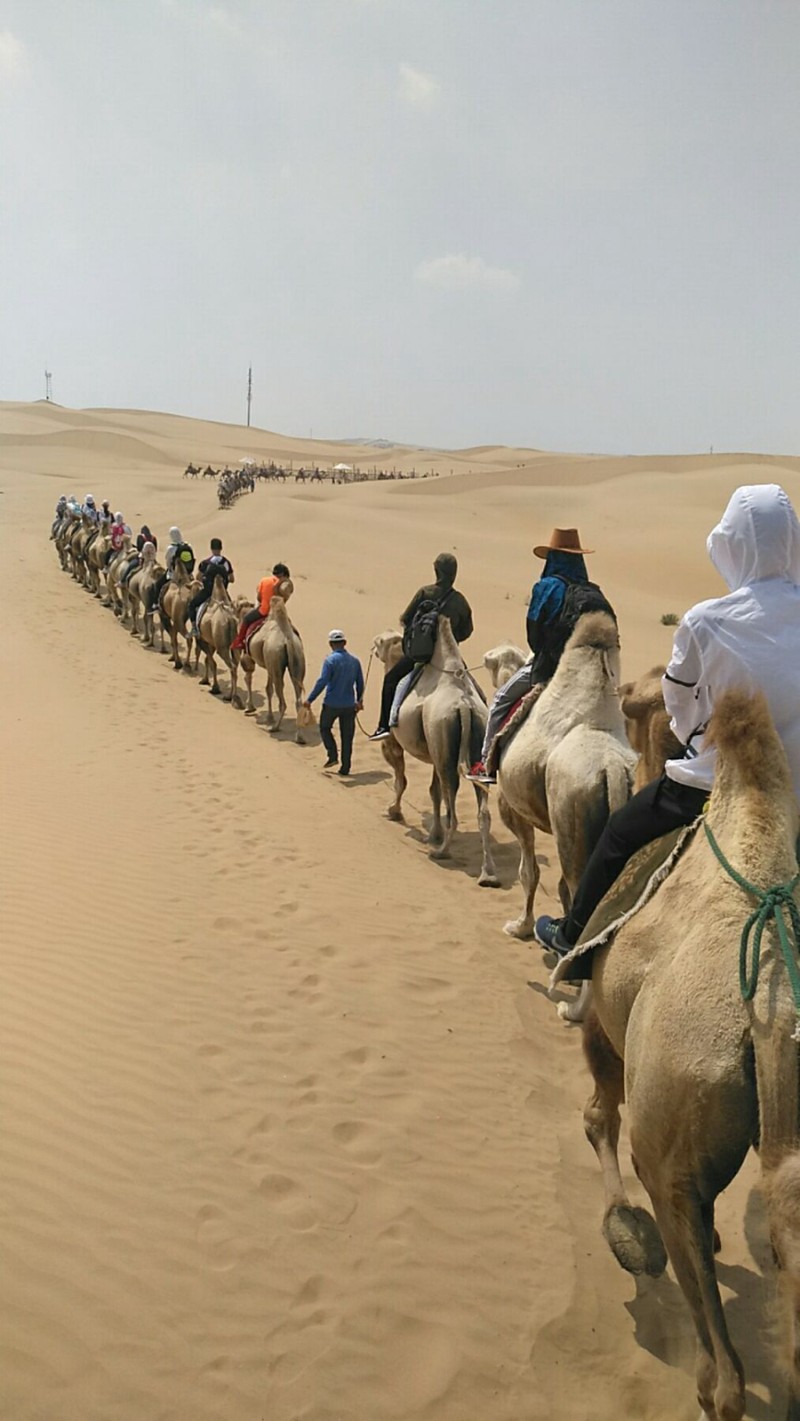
[[536, 483, 800, 958]]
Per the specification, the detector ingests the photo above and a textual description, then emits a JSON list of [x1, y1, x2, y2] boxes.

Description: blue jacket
[[307, 648, 364, 708]]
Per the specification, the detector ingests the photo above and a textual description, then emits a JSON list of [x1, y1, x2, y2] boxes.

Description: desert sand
[[2, 399, 799, 1421]]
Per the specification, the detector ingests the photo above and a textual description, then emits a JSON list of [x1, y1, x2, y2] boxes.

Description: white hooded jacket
[[664, 484, 800, 799]]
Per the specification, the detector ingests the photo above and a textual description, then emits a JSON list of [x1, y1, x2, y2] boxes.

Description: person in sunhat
[[304, 630, 365, 777], [466, 527, 615, 784]]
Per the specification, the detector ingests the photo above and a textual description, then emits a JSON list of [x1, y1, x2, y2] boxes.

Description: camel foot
[[172, 660, 181, 671], [387, 806, 405, 823], [295, 733, 306, 745], [478, 872, 501, 889], [244, 707, 257, 717], [428, 844, 450, 861], [199, 677, 209, 687], [603, 1204, 667, 1278], [503, 917, 535, 940], [209, 684, 221, 696]]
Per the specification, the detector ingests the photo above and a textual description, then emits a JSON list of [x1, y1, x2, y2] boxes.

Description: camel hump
[[568, 610, 619, 651], [620, 667, 668, 720], [707, 688, 786, 791]]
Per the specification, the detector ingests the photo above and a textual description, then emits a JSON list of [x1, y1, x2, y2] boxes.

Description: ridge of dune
[[2, 400, 796, 1420]]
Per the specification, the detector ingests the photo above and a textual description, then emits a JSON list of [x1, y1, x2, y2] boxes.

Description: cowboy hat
[[533, 527, 594, 558]]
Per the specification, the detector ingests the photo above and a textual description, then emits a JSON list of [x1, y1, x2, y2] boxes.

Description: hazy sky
[[2, 0, 799, 452]]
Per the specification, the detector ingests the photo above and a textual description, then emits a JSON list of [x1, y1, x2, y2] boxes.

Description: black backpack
[[175, 541, 195, 574], [402, 589, 454, 663], [561, 579, 615, 631]]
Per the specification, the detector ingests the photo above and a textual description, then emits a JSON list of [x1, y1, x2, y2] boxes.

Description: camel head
[[372, 630, 403, 669], [484, 642, 527, 688]]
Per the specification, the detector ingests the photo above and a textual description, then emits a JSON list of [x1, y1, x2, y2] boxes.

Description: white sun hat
[[328, 629, 346, 642]]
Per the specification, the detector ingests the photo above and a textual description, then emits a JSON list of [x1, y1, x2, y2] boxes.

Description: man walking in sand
[[304, 631, 364, 777]]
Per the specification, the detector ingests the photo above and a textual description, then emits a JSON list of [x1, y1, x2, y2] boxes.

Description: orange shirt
[[258, 574, 281, 616]]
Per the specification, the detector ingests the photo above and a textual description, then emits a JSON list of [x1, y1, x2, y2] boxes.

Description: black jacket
[[401, 581, 474, 644], [526, 578, 615, 683]]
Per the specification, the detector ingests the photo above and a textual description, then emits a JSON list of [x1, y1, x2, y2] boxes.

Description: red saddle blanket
[[232, 615, 266, 653]]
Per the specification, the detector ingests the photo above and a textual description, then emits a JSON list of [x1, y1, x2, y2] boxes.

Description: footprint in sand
[[195, 1204, 237, 1271], [258, 1173, 318, 1230], [332, 1120, 383, 1166]]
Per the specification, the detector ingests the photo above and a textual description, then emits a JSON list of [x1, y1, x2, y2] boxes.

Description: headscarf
[[528, 549, 589, 624], [433, 552, 457, 589]]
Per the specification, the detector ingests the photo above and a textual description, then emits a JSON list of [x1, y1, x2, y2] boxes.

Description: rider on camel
[[535, 485, 800, 963], [231, 563, 291, 651], [467, 528, 614, 784]]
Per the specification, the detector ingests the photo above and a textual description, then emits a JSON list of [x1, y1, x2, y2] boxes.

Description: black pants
[[379, 655, 415, 730], [186, 587, 214, 627], [240, 605, 263, 632], [148, 570, 167, 606], [320, 704, 356, 772], [562, 774, 709, 945]]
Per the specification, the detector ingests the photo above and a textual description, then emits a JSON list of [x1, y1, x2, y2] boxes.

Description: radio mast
[[45, 370, 53, 402], [246, 366, 252, 427]]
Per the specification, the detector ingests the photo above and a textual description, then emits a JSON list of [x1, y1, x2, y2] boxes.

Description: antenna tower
[[246, 366, 252, 428], [45, 370, 53, 402]]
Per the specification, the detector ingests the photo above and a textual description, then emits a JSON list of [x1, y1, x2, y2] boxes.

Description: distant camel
[[497, 612, 636, 936], [377, 617, 500, 887], [576, 689, 800, 1421]]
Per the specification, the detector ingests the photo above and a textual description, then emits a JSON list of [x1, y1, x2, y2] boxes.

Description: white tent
[[333, 463, 352, 471]]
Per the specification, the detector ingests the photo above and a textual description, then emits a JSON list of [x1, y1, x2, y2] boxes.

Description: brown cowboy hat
[[533, 527, 594, 558]]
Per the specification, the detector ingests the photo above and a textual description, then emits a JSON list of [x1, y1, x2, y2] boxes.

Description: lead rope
[[703, 821, 800, 1040], [355, 649, 376, 737]]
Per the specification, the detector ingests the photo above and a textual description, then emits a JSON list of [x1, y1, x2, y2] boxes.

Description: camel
[[577, 689, 800, 1420], [196, 576, 242, 701], [241, 594, 307, 740], [123, 546, 164, 647], [160, 560, 198, 671], [619, 664, 683, 791], [85, 526, 111, 596], [497, 611, 636, 936], [377, 616, 500, 887], [104, 542, 134, 616], [371, 630, 404, 672], [483, 642, 527, 688]]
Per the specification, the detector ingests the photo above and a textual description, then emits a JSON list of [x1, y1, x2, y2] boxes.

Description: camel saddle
[[552, 817, 703, 985], [486, 682, 546, 775]]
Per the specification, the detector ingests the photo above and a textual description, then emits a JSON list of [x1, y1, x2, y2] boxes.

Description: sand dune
[[1, 401, 797, 1420]]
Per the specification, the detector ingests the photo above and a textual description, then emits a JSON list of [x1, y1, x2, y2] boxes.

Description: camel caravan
[[51, 484, 800, 1418]]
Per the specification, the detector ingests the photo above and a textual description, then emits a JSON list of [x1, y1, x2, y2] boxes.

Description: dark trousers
[[187, 587, 212, 627], [241, 605, 263, 631], [379, 655, 415, 730], [320, 704, 356, 772], [563, 773, 709, 944]]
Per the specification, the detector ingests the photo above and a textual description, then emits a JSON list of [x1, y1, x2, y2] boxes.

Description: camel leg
[[199, 647, 210, 686], [646, 1189, 743, 1420], [498, 792, 539, 939], [268, 672, 286, 733], [227, 652, 240, 708], [473, 784, 500, 888], [243, 661, 257, 715], [427, 769, 446, 853], [290, 676, 306, 744], [581, 1011, 667, 1277], [382, 736, 407, 822], [208, 652, 221, 695]]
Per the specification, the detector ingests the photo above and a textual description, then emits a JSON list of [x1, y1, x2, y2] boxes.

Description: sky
[[2, 0, 799, 453]]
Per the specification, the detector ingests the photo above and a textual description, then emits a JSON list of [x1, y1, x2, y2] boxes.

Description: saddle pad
[[552, 817, 702, 986], [239, 615, 266, 652], [487, 682, 545, 775]]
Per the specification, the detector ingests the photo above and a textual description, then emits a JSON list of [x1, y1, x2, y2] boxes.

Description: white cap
[[328, 629, 346, 642], [169, 526, 181, 541]]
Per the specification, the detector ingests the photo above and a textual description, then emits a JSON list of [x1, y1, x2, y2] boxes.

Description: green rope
[[703, 821, 800, 1040]]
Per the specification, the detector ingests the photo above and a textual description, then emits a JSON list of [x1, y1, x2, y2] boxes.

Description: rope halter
[[703, 821, 800, 1040]]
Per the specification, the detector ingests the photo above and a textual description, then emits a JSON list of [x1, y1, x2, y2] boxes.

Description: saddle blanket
[[231, 615, 266, 652], [486, 682, 545, 775], [551, 817, 703, 987]]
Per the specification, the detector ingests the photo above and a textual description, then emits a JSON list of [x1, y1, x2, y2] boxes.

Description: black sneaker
[[369, 728, 391, 741], [323, 758, 338, 769], [534, 916, 572, 959]]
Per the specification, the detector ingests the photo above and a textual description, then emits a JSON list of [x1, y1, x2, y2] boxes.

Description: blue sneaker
[[534, 915, 572, 959]]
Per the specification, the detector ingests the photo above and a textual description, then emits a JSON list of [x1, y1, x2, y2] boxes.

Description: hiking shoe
[[369, 728, 391, 741], [323, 758, 338, 769], [465, 761, 495, 785], [337, 768, 350, 777], [534, 916, 572, 959]]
